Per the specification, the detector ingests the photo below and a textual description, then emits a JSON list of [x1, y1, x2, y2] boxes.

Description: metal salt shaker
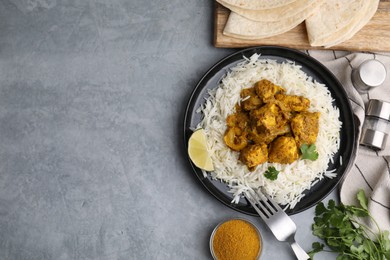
[[360, 99, 390, 150], [351, 59, 387, 93]]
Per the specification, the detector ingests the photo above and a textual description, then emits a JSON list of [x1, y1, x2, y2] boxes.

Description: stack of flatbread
[[219, 0, 380, 47]]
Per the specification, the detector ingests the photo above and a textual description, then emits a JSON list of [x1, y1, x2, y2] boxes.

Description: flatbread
[[323, 0, 379, 47], [223, 4, 321, 39], [305, 0, 366, 46], [216, 0, 321, 22], [218, 0, 297, 10]]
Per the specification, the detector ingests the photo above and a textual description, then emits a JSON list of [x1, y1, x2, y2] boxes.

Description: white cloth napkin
[[307, 50, 390, 233]]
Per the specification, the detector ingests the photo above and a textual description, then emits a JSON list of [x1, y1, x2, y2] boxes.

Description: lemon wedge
[[188, 129, 214, 171]]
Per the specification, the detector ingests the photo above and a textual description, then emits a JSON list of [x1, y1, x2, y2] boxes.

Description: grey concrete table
[[0, 0, 338, 259]]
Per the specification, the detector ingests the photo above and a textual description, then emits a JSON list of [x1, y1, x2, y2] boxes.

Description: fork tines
[[245, 189, 281, 220]]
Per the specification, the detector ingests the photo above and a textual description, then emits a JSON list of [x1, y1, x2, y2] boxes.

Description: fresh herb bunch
[[309, 190, 390, 259]]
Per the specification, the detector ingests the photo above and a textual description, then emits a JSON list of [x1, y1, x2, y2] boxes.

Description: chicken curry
[[223, 79, 320, 170]]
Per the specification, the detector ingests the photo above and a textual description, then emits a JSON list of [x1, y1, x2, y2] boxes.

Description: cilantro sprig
[[309, 190, 390, 259], [264, 166, 280, 181], [300, 144, 319, 161]]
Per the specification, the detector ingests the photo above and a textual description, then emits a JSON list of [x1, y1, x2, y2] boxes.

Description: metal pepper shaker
[[351, 59, 387, 93], [360, 99, 390, 150]]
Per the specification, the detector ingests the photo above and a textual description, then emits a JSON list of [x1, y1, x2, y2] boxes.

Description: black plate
[[183, 46, 356, 215]]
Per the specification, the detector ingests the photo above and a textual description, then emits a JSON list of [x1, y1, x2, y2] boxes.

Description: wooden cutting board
[[214, 1, 390, 52]]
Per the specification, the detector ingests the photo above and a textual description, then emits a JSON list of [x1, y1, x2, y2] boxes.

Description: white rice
[[197, 53, 341, 209]]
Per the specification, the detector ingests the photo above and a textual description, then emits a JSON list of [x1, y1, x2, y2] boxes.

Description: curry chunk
[[291, 112, 320, 147], [248, 124, 291, 145], [268, 136, 299, 164], [240, 87, 263, 111], [226, 112, 250, 130], [239, 144, 268, 170], [224, 126, 248, 151], [250, 103, 286, 131], [275, 94, 310, 112], [254, 79, 285, 103]]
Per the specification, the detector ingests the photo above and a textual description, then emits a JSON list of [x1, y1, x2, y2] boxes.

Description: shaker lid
[[358, 60, 387, 87], [366, 99, 390, 120]]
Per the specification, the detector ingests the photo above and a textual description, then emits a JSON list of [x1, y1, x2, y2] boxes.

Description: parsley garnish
[[264, 166, 280, 181], [309, 189, 390, 259], [300, 144, 319, 161]]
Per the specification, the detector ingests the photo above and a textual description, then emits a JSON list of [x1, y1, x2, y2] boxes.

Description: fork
[[245, 189, 310, 260]]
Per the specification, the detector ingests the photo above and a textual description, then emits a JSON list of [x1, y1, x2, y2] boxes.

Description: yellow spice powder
[[212, 219, 261, 260]]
